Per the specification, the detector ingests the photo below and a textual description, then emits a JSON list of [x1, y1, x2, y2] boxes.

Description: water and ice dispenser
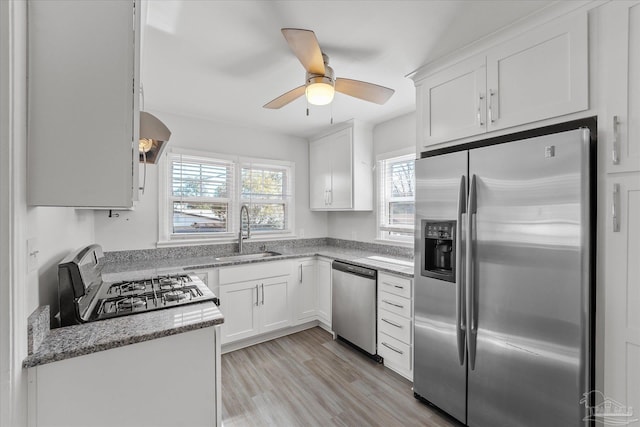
[[421, 220, 456, 283]]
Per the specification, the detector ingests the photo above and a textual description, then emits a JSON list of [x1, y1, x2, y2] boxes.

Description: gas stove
[[58, 245, 218, 327]]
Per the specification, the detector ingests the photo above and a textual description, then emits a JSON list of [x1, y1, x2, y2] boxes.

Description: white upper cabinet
[[27, 0, 140, 208], [415, 10, 588, 150], [485, 12, 588, 132], [309, 121, 373, 211], [599, 1, 640, 173], [417, 55, 487, 144]]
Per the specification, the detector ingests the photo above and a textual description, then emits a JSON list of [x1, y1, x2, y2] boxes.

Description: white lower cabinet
[[316, 258, 332, 327], [218, 262, 292, 344], [377, 272, 413, 380], [28, 327, 221, 427], [294, 259, 318, 323]]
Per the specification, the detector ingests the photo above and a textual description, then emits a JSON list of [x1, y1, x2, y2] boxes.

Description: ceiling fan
[[263, 28, 395, 110]]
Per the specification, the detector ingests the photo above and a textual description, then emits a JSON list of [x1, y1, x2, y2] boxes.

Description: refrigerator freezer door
[[414, 150, 468, 424], [466, 129, 590, 427]]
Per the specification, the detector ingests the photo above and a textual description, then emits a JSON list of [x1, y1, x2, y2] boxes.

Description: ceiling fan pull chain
[[330, 103, 333, 124]]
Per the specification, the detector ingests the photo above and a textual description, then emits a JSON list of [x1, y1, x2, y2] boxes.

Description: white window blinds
[[170, 154, 234, 235], [378, 154, 415, 241]]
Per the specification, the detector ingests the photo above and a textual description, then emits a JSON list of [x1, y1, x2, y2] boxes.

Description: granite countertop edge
[[23, 302, 223, 369]]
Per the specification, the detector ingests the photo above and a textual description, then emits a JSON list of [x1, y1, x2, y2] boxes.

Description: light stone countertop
[[24, 240, 413, 369], [23, 301, 223, 369]]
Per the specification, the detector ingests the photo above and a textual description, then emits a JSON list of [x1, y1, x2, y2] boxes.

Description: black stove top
[[58, 245, 218, 327]]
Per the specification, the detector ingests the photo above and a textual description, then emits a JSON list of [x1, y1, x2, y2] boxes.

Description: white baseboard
[[221, 321, 329, 354]]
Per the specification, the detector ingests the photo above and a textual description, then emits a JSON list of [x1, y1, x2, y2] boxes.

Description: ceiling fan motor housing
[[306, 63, 335, 87]]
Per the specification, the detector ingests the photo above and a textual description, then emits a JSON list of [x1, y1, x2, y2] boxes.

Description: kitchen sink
[[213, 251, 282, 262]]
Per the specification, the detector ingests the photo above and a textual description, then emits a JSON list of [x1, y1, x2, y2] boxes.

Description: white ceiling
[[141, 0, 555, 139]]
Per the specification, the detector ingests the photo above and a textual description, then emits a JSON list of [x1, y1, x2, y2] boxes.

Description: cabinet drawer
[[378, 332, 411, 373], [378, 310, 411, 344], [378, 291, 411, 318], [378, 272, 411, 299]]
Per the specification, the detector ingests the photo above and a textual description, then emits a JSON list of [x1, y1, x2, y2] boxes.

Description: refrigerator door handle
[[466, 174, 478, 370], [456, 175, 467, 366]]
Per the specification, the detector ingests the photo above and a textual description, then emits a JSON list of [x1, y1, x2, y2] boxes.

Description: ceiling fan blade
[[263, 85, 306, 109], [281, 28, 325, 75], [335, 78, 395, 105]]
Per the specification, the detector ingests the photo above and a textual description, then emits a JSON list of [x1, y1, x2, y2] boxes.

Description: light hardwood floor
[[221, 327, 457, 427]]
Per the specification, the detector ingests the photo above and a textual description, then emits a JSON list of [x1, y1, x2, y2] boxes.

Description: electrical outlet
[[351, 231, 357, 240], [27, 238, 39, 272]]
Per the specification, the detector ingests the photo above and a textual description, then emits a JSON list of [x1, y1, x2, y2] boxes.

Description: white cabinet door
[[309, 136, 333, 209], [600, 1, 640, 173], [604, 174, 640, 419], [30, 327, 219, 427], [308, 121, 372, 211], [260, 276, 292, 333], [486, 12, 588, 132], [27, 0, 139, 208], [316, 259, 332, 326], [294, 260, 318, 323], [418, 54, 487, 148], [219, 282, 259, 343], [327, 128, 353, 209]]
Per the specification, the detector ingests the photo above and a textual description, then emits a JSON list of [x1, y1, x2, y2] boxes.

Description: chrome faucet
[[238, 204, 250, 253]]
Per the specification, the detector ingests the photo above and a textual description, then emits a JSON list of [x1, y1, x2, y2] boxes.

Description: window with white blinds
[[377, 153, 415, 243], [241, 163, 291, 233], [170, 155, 234, 235], [165, 151, 294, 240]]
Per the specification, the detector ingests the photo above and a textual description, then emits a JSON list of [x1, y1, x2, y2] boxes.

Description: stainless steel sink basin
[[213, 251, 281, 262]]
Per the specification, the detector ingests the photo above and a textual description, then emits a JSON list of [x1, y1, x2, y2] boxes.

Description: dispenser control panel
[[425, 223, 454, 239]]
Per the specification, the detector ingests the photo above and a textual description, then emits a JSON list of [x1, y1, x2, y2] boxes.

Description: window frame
[[239, 157, 294, 236], [376, 148, 416, 246], [158, 148, 295, 246]]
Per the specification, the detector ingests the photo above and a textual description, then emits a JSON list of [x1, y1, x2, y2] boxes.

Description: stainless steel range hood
[[139, 111, 171, 164]]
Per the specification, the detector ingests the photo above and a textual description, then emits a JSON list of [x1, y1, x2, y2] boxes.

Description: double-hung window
[[377, 152, 415, 243], [241, 162, 292, 234], [169, 155, 235, 236], [161, 150, 294, 243]]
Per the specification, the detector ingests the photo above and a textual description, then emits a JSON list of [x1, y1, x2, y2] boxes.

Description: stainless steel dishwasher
[[332, 261, 378, 358]]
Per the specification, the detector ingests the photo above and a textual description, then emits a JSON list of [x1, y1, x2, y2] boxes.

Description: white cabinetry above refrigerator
[[414, 10, 588, 150]]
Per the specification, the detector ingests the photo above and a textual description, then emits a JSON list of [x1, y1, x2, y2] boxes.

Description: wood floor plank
[[221, 327, 458, 427]]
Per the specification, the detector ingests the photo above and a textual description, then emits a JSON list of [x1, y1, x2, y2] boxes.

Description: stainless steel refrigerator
[[413, 128, 592, 427]]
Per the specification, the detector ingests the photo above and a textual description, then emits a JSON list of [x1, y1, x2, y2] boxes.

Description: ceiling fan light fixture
[[305, 70, 335, 106], [306, 82, 335, 106]]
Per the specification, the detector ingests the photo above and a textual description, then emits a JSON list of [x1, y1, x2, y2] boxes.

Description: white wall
[[327, 112, 416, 243], [94, 111, 329, 251], [26, 208, 95, 320]]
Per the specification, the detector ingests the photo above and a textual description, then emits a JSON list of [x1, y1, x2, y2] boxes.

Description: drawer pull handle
[[393, 285, 404, 289], [382, 299, 403, 309], [382, 318, 402, 328], [381, 342, 404, 355]]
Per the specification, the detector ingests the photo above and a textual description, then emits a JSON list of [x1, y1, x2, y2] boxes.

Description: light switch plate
[[27, 238, 39, 272]]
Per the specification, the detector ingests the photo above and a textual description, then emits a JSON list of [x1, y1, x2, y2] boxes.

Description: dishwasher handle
[[332, 261, 376, 279]]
